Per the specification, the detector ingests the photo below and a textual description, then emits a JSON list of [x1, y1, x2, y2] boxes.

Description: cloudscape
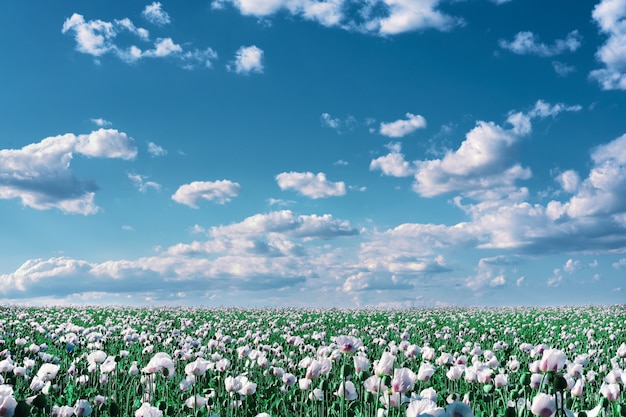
[[1, 0, 625, 307]]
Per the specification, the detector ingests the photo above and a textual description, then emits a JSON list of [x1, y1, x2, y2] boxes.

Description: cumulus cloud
[[370, 100, 580, 198], [211, 0, 460, 35], [0, 129, 136, 214], [62, 13, 217, 69], [172, 180, 241, 207], [370, 142, 414, 177], [589, 0, 626, 90], [229, 45, 264, 74], [590, 0, 626, 90], [499, 30, 582, 57], [142, 2, 171, 26], [275, 171, 346, 198], [379, 113, 426, 138]]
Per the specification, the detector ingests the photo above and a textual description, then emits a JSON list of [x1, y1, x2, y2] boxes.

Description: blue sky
[[1, 0, 625, 307]]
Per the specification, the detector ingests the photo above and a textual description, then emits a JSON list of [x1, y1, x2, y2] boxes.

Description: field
[[0, 305, 624, 417]]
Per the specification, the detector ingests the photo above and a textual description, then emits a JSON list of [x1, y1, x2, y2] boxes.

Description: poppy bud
[[553, 375, 567, 391]]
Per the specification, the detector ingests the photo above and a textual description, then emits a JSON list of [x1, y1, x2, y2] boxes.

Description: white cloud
[[142, 2, 171, 26], [379, 113, 426, 138], [230, 46, 264, 74], [552, 61, 576, 77], [613, 258, 626, 269], [551, 133, 626, 219], [91, 118, 112, 127], [556, 170, 580, 193], [62, 13, 216, 69], [370, 142, 414, 177], [590, 0, 626, 90], [370, 100, 579, 198], [275, 171, 346, 198], [128, 173, 161, 193], [0, 209, 360, 301], [147, 142, 167, 157], [144, 38, 182, 57], [499, 30, 582, 57], [376, 0, 459, 35], [0, 129, 136, 214], [466, 256, 512, 289], [172, 180, 241, 208], [211, 0, 459, 35], [321, 112, 340, 129], [563, 258, 582, 273]]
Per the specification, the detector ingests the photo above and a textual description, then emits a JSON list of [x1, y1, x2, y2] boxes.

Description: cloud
[[499, 30, 582, 57], [211, 0, 460, 35], [465, 256, 518, 289], [128, 173, 161, 193], [62, 13, 217, 69], [613, 258, 626, 269], [371, 100, 579, 198], [589, 0, 626, 90], [91, 118, 112, 127], [147, 142, 167, 157], [172, 180, 241, 207], [321, 112, 340, 129], [0, 209, 359, 301], [563, 258, 582, 273], [0, 129, 136, 214], [208, 210, 358, 240], [276, 171, 346, 198], [230, 46, 264, 74], [379, 113, 427, 138], [320, 113, 357, 133], [142, 2, 171, 26], [370, 142, 414, 177], [552, 61, 576, 76]]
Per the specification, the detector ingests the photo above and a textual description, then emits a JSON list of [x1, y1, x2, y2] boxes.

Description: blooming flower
[[184, 358, 209, 377], [447, 365, 464, 381], [406, 398, 444, 417], [600, 383, 620, 401], [335, 336, 363, 354], [417, 363, 436, 382], [134, 403, 163, 417], [142, 353, 175, 377], [364, 375, 388, 394], [571, 379, 584, 397], [36, 363, 59, 382], [391, 368, 416, 393], [539, 349, 567, 372], [225, 376, 242, 392], [374, 352, 395, 376], [335, 381, 358, 401], [354, 355, 370, 374], [0, 385, 18, 417], [531, 393, 556, 417]]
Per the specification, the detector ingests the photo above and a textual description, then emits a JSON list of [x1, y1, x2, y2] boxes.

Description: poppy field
[[0, 305, 624, 417]]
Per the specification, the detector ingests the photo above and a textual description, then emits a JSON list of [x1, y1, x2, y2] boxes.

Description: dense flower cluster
[[0, 306, 623, 417]]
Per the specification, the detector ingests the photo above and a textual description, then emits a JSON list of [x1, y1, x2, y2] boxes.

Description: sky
[[1, 0, 625, 308]]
